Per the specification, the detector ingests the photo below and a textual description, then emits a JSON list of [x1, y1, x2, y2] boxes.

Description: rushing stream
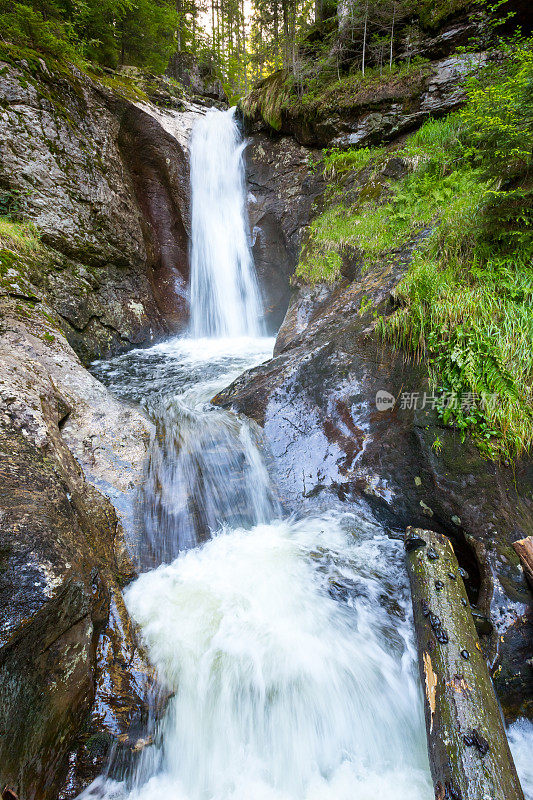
[[82, 108, 532, 800]]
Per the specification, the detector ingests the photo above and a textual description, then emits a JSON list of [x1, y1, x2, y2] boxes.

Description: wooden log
[[513, 536, 533, 590], [404, 526, 525, 800]]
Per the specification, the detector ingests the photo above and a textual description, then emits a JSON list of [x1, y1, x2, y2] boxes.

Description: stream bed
[[81, 106, 532, 800], [86, 335, 433, 799]]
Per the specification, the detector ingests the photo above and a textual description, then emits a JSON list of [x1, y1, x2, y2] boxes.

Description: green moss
[[295, 40, 533, 461], [241, 70, 293, 131], [86, 68, 149, 104], [417, 0, 473, 29]]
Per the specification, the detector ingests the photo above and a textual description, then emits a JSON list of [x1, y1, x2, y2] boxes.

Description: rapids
[[82, 105, 532, 800]]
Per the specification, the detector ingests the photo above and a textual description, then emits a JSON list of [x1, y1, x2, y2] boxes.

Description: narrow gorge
[[0, 3, 532, 797]]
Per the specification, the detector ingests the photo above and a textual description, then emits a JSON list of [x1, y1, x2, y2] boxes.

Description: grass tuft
[[293, 37, 533, 459], [0, 217, 41, 254]]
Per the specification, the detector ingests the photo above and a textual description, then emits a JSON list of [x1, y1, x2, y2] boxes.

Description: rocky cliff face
[[245, 133, 324, 331], [0, 290, 157, 798], [0, 58, 205, 362], [243, 51, 486, 149]]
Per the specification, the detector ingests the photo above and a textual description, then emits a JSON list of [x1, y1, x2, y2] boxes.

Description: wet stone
[[405, 535, 426, 553], [460, 649, 470, 660], [427, 547, 439, 561], [445, 778, 463, 800], [434, 579, 444, 591], [463, 728, 490, 757]]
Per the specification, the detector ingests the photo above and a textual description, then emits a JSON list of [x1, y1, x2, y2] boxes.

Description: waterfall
[[189, 107, 263, 338], [81, 96, 533, 800], [83, 104, 434, 800]]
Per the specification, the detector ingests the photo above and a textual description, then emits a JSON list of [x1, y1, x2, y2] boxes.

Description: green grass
[[322, 145, 385, 179], [294, 38, 533, 460], [0, 217, 41, 255]]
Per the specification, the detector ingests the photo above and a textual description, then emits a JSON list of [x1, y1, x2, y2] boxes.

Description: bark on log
[[404, 526, 525, 800], [513, 536, 533, 590]]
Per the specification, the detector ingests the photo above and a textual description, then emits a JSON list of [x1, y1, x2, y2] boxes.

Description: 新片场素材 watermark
[[375, 390, 496, 412]]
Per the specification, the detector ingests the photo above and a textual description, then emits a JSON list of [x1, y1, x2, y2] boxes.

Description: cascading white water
[[83, 102, 533, 800], [87, 340, 435, 800], [189, 108, 263, 338]]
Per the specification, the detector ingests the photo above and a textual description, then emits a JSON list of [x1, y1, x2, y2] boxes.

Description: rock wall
[[245, 133, 324, 331], [0, 290, 155, 798], [0, 58, 204, 362]]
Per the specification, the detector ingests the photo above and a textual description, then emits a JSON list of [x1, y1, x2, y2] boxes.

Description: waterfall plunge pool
[[86, 334, 433, 800], [81, 106, 533, 800]]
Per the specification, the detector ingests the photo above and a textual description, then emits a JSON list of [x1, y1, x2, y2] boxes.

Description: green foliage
[[295, 244, 342, 284], [460, 42, 533, 179], [0, 217, 41, 255], [0, 1, 81, 62], [384, 252, 533, 459], [0, 0, 177, 70], [241, 70, 293, 130], [297, 37, 533, 459]]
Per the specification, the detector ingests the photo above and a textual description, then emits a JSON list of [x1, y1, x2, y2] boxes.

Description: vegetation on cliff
[[295, 37, 533, 460]]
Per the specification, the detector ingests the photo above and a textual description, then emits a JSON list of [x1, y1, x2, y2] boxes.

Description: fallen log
[[404, 527, 525, 800], [513, 536, 533, 590]]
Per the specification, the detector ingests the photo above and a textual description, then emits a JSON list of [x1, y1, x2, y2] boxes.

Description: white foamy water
[[509, 719, 533, 799], [80, 513, 433, 800], [83, 96, 533, 800], [189, 109, 263, 337], [121, 514, 433, 800]]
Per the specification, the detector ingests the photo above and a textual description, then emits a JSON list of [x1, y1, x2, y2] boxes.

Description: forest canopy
[[0, 0, 502, 97]]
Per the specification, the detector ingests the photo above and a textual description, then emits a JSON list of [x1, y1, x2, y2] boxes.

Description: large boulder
[[215, 256, 533, 722]]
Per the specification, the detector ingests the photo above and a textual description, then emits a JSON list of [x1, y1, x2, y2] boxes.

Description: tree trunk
[[404, 527, 525, 800], [176, 0, 182, 51], [389, 2, 395, 70], [361, 2, 368, 75], [513, 536, 533, 590]]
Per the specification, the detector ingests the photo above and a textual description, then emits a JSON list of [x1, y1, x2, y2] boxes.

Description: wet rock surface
[[0, 297, 156, 799], [215, 258, 533, 721], [245, 134, 324, 331], [244, 53, 486, 149], [0, 59, 203, 361]]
